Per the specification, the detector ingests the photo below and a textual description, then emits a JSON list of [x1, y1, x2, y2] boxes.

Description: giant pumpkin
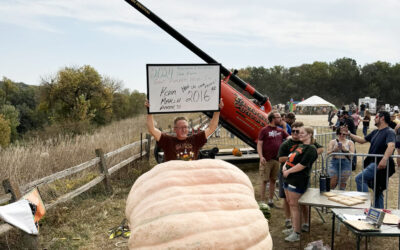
[[125, 159, 273, 249]]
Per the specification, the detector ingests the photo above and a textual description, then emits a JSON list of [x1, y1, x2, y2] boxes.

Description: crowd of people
[[145, 99, 400, 243]]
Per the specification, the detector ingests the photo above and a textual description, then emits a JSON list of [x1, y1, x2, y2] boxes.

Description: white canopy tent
[[296, 95, 335, 107]]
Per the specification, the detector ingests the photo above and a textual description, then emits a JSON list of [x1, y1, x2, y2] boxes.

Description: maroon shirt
[[258, 125, 289, 161], [158, 131, 207, 162]]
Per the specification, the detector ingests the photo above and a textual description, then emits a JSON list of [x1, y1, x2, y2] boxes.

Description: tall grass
[[0, 112, 203, 194]]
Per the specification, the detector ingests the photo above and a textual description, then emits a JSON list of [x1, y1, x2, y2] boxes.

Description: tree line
[[1, 58, 399, 147], [0, 65, 146, 148], [235, 57, 400, 107]]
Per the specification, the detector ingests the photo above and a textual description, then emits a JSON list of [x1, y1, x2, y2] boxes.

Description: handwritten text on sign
[[147, 64, 220, 113]]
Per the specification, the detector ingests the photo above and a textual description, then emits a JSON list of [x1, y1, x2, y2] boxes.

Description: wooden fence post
[[95, 149, 113, 195], [2, 178, 22, 202], [145, 134, 151, 160], [2, 179, 38, 249], [140, 133, 143, 159]]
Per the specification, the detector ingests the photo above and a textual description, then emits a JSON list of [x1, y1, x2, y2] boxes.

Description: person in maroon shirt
[[146, 99, 223, 162], [257, 110, 289, 207]]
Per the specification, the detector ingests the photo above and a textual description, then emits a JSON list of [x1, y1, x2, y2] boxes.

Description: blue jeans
[[355, 163, 384, 208], [328, 158, 351, 190], [362, 126, 368, 136]]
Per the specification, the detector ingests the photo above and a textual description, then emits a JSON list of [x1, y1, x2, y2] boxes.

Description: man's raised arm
[[205, 99, 224, 138], [145, 100, 162, 141]]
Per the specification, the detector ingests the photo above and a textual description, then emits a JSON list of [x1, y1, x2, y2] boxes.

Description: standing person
[[278, 122, 323, 230], [328, 109, 336, 127], [327, 128, 355, 190], [346, 111, 396, 208], [257, 111, 289, 207], [340, 111, 356, 135], [360, 102, 366, 117], [281, 126, 318, 242], [362, 111, 371, 136], [351, 111, 362, 131], [146, 99, 224, 162], [285, 112, 296, 127], [389, 112, 398, 129], [279, 113, 291, 135], [394, 110, 400, 124]]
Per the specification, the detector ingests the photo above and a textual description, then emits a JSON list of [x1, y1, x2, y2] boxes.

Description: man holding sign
[[146, 99, 223, 162]]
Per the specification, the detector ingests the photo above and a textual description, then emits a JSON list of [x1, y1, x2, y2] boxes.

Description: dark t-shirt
[[389, 121, 397, 129], [283, 144, 318, 190], [363, 116, 370, 127], [278, 139, 322, 172], [158, 131, 207, 161], [364, 127, 396, 191], [258, 125, 289, 161], [365, 127, 396, 156], [360, 104, 366, 111]]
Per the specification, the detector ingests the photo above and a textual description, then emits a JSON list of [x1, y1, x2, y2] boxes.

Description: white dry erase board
[[147, 64, 221, 114]]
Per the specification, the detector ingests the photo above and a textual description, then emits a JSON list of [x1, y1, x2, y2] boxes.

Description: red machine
[[125, 0, 272, 149]]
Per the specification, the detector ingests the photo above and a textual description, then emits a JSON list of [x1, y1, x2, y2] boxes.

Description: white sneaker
[[285, 231, 300, 242], [282, 228, 293, 236]]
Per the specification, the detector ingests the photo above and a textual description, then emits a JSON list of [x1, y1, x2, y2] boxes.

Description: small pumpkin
[[232, 147, 243, 157], [125, 159, 273, 249]]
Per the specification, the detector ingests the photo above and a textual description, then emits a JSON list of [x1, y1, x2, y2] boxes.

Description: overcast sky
[[1, 0, 399, 93]]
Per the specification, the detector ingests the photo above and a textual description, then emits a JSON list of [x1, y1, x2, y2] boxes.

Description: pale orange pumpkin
[[125, 159, 273, 249]]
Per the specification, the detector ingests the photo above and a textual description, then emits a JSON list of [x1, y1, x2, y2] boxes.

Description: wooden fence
[[0, 115, 205, 247], [0, 133, 152, 245]]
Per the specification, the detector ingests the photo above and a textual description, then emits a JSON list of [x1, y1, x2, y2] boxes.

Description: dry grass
[[0, 113, 202, 195]]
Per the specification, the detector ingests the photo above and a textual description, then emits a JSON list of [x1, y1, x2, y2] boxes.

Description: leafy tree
[[129, 90, 147, 115], [0, 77, 17, 105], [0, 104, 20, 141], [40, 65, 114, 126], [361, 61, 392, 103], [112, 89, 131, 120], [0, 114, 11, 148], [328, 58, 361, 104]]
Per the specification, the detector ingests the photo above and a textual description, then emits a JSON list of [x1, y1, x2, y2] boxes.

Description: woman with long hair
[[327, 128, 355, 190], [281, 126, 318, 242]]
